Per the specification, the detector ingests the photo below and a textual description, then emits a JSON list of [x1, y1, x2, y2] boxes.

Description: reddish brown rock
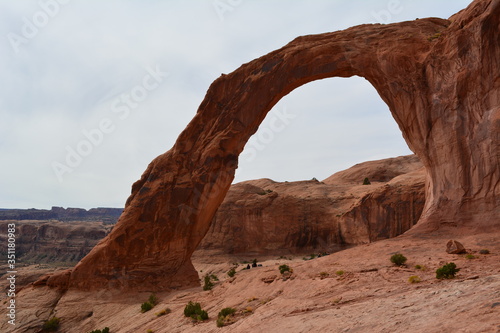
[[196, 155, 425, 256], [446, 239, 467, 254], [45, 0, 499, 291]]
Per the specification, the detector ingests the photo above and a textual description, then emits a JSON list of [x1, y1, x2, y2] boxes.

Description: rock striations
[[43, 0, 499, 291], [197, 155, 425, 256]]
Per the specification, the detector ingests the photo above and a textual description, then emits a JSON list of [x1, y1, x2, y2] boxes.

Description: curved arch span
[[45, 0, 500, 291]]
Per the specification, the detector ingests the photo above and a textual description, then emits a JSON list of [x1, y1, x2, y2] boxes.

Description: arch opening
[[235, 76, 413, 184]]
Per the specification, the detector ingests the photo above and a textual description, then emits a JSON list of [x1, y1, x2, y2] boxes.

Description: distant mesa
[[0, 206, 122, 224]]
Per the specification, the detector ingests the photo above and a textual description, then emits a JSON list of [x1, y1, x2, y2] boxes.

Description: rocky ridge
[[197, 155, 425, 256]]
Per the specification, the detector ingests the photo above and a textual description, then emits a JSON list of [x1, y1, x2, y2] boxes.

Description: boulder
[[446, 240, 467, 254]]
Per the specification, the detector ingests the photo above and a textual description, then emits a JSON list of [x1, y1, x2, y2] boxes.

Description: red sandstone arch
[[45, 0, 499, 291]]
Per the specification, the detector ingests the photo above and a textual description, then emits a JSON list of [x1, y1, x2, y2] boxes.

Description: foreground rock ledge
[[43, 0, 499, 291]]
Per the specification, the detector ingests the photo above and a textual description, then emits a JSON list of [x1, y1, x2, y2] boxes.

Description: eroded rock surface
[[45, 0, 499, 291], [197, 155, 425, 256]]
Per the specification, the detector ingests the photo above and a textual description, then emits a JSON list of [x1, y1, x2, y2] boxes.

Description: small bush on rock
[[390, 253, 407, 266], [279, 264, 291, 274], [227, 267, 236, 277], [408, 275, 421, 283], [42, 317, 60, 332], [184, 301, 209, 321], [141, 302, 154, 313], [436, 262, 460, 279], [203, 274, 214, 291], [216, 307, 237, 327], [148, 293, 158, 306]]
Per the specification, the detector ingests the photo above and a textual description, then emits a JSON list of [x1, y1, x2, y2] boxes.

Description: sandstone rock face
[[196, 155, 425, 256], [46, 0, 499, 291]]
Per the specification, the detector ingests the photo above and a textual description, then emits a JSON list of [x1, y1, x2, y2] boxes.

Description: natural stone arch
[[45, 0, 499, 291]]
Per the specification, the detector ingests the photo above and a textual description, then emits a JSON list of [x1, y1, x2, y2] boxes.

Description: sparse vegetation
[[408, 275, 421, 283], [216, 317, 226, 328], [148, 294, 158, 306], [203, 274, 218, 291], [279, 264, 291, 274], [247, 297, 257, 302], [436, 262, 460, 279], [277, 255, 292, 260], [155, 308, 171, 316], [140, 293, 158, 313], [390, 253, 407, 266], [465, 254, 476, 260], [243, 306, 253, 313], [89, 328, 110, 333], [335, 270, 345, 276], [184, 301, 209, 321], [320, 272, 329, 279], [141, 302, 154, 313], [227, 267, 236, 277], [414, 264, 427, 270], [479, 249, 490, 255], [89, 328, 109, 333], [219, 307, 237, 317], [363, 177, 371, 185], [42, 317, 60, 332], [428, 32, 442, 41]]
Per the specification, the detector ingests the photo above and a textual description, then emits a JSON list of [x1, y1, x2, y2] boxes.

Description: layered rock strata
[[197, 155, 425, 256]]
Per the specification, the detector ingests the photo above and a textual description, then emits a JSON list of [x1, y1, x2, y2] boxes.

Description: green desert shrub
[[465, 254, 476, 260], [436, 262, 460, 279], [42, 317, 60, 332], [140, 293, 158, 313], [148, 293, 158, 306], [218, 307, 236, 318], [335, 270, 345, 276], [203, 274, 214, 291], [217, 307, 237, 327], [184, 301, 208, 321], [227, 267, 236, 277], [141, 302, 154, 313], [362, 177, 371, 185], [279, 264, 291, 274], [390, 253, 407, 266]]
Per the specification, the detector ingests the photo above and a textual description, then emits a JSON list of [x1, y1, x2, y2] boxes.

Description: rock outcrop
[[197, 155, 425, 256], [45, 0, 499, 291]]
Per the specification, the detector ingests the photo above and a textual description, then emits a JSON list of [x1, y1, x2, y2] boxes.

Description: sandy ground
[[1, 229, 499, 333]]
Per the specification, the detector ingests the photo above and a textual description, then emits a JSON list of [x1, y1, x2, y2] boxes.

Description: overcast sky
[[0, 0, 472, 209]]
